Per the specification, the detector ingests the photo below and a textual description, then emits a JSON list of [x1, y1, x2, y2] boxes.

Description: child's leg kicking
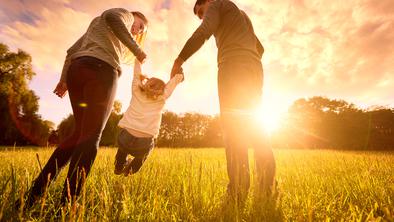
[[123, 137, 154, 176], [130, 156, 146, 173], [114, 148, 128, 175], [115, 128, 136, 175]]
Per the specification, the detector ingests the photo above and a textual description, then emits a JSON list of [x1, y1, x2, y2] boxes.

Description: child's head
[[140, 77, 166, 100]]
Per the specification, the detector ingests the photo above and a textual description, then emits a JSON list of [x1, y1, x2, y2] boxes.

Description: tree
[[157, 111, 179, 147], [201, 115, 223, 147], [366, 108, 394, 150], [0, 43, 52, 145], [157, 112, 223, 147], [57, 114, 75, 143]]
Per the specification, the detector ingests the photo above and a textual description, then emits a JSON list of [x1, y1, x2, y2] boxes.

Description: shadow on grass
[[207, 188, 284, 222], [247, 191, 284, 222]]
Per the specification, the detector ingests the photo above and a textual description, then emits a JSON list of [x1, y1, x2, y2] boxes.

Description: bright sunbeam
[[254, 104, 284, 134]]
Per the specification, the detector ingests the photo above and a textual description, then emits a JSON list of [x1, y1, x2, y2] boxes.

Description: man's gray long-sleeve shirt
[[178, 0, 264, 65]]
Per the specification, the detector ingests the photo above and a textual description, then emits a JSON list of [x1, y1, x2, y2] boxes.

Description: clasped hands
[[170, 57, 185, 81]]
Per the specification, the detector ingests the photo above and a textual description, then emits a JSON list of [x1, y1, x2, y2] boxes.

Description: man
[[171, 0, 275, 198]]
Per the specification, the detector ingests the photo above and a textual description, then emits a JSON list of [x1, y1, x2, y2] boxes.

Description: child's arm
[[132, 59, 145, 92], [134, 58, 142, 75], [163, 73, 184, 100]]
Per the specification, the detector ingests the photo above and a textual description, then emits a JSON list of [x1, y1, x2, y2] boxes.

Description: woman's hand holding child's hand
[[137, 50, 147, 63]]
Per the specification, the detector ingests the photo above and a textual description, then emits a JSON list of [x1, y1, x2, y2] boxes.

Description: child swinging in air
[[114, 59, 183, 175]]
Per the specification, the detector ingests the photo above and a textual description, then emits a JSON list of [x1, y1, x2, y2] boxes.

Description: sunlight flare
[[254, 104, 283, 133]]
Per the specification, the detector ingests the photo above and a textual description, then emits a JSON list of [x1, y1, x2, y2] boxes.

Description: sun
[[254, 105, 283, 133]]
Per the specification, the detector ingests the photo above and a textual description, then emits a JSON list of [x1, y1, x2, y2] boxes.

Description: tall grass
[[0, 147, 393, 221]]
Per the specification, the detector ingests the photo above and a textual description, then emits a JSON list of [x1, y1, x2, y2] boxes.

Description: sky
[[0, 0, 393, 126]]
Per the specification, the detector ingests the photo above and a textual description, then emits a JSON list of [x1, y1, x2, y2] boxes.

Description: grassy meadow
[[0, 147, 393, 221]]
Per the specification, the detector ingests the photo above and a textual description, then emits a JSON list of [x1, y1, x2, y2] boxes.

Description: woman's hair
[[131, 11, 148, 46], [139, 77, 166, 100], [123, 11, 148, 64], [131, 11, 149, 26], [134, 31, 147, 47]]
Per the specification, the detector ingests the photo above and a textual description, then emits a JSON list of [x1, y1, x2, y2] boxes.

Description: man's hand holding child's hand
[[171, 57, 184, 78]]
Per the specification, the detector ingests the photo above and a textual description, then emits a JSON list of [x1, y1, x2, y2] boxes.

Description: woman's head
[[126, 11, 148, 63], [140, 77, 166, 100], [131, 11, 148, 36]]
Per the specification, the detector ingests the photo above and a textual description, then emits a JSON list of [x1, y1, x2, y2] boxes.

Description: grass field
[[0, 147, 393, 221]]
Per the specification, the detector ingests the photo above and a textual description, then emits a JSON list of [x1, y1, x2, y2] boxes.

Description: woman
[[23, 8, 149, 206]]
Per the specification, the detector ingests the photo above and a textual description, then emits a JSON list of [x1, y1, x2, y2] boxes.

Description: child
[[115, 59, 183, 175]]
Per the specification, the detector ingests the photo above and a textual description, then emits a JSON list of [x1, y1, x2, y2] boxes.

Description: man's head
[[193, 0, 214, 20], [131, 11, 148, 36]]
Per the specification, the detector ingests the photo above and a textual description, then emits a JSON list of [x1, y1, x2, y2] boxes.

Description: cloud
[[235, 0, 394, 105], [0, 3, 91, 71]]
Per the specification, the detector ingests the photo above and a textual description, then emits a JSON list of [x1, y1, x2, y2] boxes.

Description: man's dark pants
[[28, 56, 118, 204], [218, 57, 276, 196]]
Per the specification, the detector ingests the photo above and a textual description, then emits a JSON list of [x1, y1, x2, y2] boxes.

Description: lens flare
[[254, 105, 283, 133]]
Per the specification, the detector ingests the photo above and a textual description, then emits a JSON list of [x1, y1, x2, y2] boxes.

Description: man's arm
[[178, 1, 221, 62], [171, 1, 221, 77], [102, 8, 146, 62]]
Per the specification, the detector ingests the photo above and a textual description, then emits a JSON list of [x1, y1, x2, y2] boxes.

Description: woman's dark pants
[[28, 56, 118, 204]]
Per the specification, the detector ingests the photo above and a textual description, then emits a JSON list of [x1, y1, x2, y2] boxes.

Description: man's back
[[178, 0, 264, 65], [212, 0, 263, 63]]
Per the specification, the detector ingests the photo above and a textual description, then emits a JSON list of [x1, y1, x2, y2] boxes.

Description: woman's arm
[[59, 34, 85, 83], [102, 8, 145, 61], [54, 34, 85, 98]]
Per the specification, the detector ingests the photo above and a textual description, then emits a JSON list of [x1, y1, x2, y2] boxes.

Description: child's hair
[[139, 76, 166, 100]]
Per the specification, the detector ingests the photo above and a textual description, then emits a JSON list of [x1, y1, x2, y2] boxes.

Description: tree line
[[1, 43, 393, 150], [272, 97, 394, 150], [54, 106, 224, 148], [53, 97, 393, 150]]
